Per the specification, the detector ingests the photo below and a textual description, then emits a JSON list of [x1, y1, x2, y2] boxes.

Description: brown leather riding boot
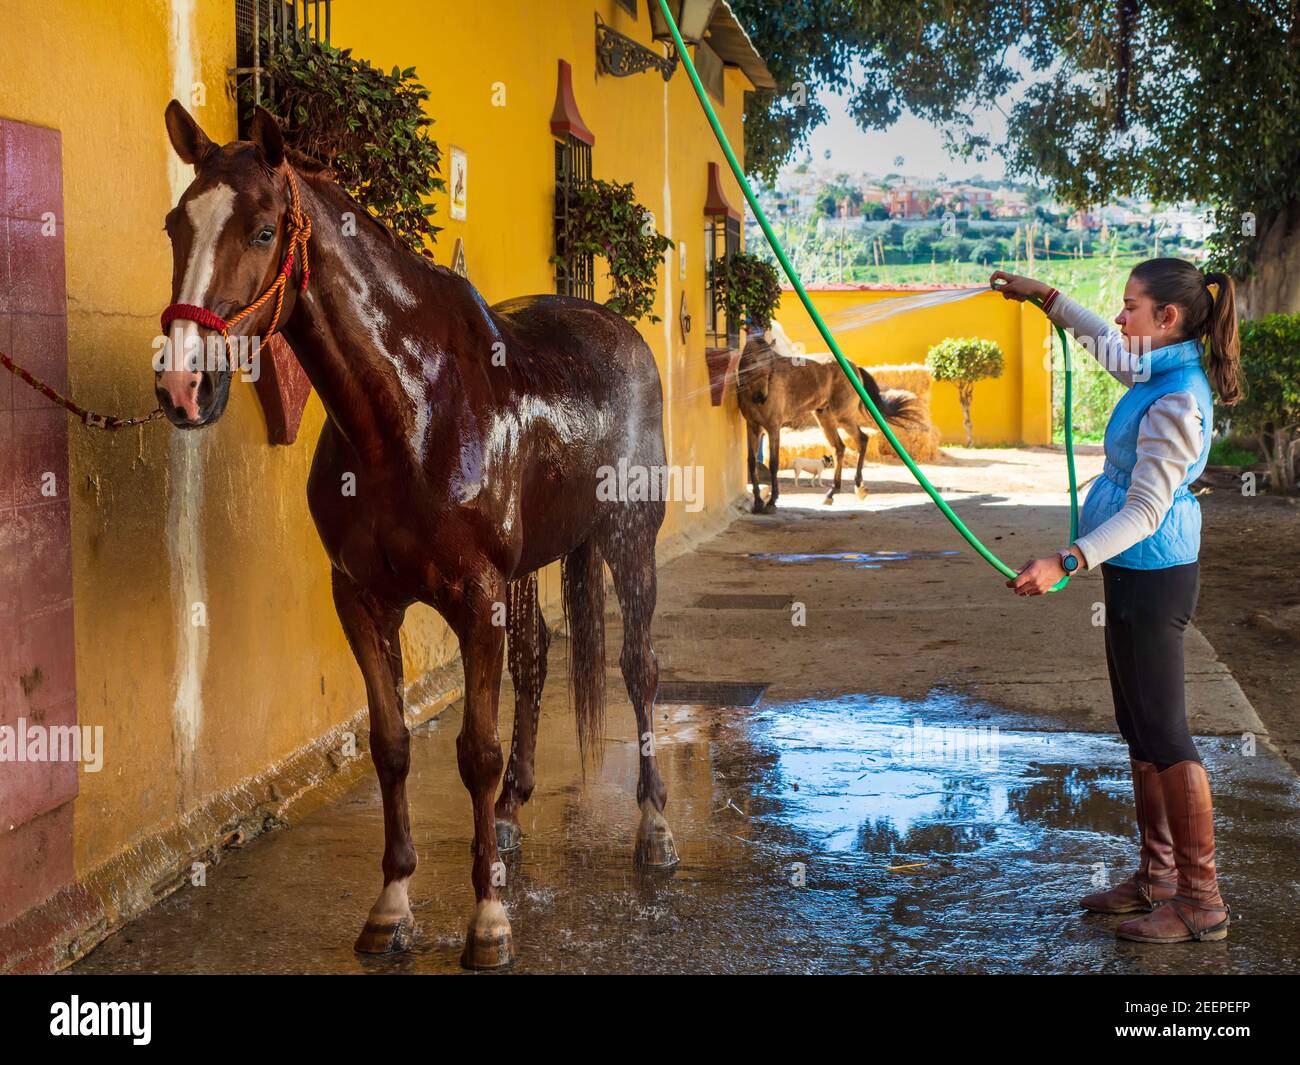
[[1116, 760, 1230, 943], [1080, 760, 1178, 914]]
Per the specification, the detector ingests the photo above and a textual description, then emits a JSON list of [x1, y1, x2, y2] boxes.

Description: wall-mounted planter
[[704, 345, 740, 406]]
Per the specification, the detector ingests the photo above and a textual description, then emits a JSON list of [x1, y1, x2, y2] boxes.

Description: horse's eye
[[252, 225, 276, 246]]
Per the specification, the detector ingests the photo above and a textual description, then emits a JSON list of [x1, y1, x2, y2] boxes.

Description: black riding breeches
[[1101, 561, 1202, 768]]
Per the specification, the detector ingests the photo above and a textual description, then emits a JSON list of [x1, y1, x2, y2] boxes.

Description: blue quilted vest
[[1079, 338, 1213, 569]]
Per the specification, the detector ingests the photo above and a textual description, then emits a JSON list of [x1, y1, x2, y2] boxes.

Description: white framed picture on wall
[[449, 145, 467, 221]]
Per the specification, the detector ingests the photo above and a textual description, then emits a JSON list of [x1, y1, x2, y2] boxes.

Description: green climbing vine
[[560, 178, 674, 323], [240, 35, 444, 258], [709, 251, 783, 329]]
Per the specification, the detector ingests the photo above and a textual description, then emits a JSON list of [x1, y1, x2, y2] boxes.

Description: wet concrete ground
[[73, 450, 1300, 974]]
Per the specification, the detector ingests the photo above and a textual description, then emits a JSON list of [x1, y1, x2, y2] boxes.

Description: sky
[[797, 62, 1025, 182]]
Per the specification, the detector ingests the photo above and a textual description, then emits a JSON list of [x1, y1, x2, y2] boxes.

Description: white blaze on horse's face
[[160, 182, 237, 422]]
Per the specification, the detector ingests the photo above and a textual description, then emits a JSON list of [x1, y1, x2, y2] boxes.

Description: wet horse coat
[[157, 103, 676, 968]]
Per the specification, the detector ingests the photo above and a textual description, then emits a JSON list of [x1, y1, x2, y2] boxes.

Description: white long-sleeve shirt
[[1046, 296, 1204, 569]]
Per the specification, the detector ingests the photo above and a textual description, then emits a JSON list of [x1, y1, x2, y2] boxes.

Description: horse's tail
[[857, 367, 923, 431], [561, 537, 606, 767]]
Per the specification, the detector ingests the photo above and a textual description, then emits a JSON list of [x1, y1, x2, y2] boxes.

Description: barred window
[[705, 211, 741, 350], [233, 0, 331, 136], [554, 135, 594, 300]]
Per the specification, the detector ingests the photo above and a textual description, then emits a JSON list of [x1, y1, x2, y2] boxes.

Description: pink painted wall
[[0, 117, 78, 927]]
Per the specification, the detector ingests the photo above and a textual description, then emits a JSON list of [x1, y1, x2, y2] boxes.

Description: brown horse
[[155, 102, 676, 970], [737, 322, 919, 513]]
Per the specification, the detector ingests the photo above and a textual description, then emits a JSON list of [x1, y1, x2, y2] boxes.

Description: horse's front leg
[[746, 421, 765, 513], [333, 570, 415, 954], [764, 424, 782, 512], [455, 573, 514, 970]]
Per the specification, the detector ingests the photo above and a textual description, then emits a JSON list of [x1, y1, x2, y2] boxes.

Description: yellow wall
[[0, 0, 753, 894], [775, 287, 1055, 445]]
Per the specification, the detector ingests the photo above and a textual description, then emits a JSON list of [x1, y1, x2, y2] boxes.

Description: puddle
[[747, 550, 961, 569], [72, 688, 1300, 976], [711, 694, 1127, 865]]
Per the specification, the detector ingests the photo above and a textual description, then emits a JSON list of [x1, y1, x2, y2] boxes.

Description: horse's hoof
[[855, 484, 868, 500], [821, 494, 834, 506], [354, 912, 414, 954], [762, 499, 778, 514], [354, 878, 414, 954], [752, 501, 765, 514], [460, 900, 515, 971], [495, 818, 522, 854], [634, 800, 680, 869]]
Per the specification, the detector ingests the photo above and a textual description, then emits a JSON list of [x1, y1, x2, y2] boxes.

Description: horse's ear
[[165, 99, 215, 166], [250, 107, 285, 169]]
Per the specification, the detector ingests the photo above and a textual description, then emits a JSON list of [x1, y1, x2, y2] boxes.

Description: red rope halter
[[160, 166, 312, 364]]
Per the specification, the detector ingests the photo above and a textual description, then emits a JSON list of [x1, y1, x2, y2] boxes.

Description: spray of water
[[822, 286, 992, 335]]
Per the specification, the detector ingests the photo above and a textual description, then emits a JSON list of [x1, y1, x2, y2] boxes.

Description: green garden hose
[[655, 0, 1079, 590]]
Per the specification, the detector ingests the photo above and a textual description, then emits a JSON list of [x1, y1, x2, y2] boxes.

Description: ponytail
[[1129, 258, 1243, 405], [1203, 271, 1242, 405]]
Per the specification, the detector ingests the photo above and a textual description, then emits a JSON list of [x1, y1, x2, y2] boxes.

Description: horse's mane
[[286, 147, 449, 278], [285, 146, 334, 178]]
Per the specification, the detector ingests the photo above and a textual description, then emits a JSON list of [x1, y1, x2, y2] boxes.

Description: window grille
[[705, 213, 741, 349], [232, 0, 332, 136], [554, 135, 594, 300]]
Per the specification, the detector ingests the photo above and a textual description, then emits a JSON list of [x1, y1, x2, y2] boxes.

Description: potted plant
[[926, 337, 1005, 446], [559, 178, 674, 324], [244, 35, 445, 258]]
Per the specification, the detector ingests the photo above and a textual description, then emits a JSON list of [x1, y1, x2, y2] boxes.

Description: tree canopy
[[730, 1, 1300, 310]]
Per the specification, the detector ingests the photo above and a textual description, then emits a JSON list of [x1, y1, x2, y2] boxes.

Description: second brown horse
[[737, 322, 920, 512], [156, 103, 676, 969]]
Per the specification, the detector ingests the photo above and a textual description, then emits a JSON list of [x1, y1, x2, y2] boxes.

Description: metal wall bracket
[[595, 14, 677, 81]]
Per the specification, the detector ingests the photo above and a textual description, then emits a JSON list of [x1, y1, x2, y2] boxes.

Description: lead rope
[[0, 351, 165, 430]]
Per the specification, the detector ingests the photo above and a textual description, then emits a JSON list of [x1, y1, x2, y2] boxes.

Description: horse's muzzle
[[156, 368, 230, 428]]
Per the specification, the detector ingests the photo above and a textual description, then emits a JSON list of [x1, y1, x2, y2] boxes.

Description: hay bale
[[869, 363, 932, 399]]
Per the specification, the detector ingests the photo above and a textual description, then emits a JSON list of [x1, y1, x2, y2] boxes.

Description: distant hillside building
[[888, 186, 934, 219]]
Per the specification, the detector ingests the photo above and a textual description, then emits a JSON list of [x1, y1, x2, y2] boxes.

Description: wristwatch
[[1058, 548, 1080, 574]]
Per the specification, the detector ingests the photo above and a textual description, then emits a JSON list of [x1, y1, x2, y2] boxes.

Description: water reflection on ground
[[73, 690, 1300, 975]]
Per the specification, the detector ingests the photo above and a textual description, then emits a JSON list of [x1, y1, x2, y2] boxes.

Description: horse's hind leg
[[814, 410, 845, 505], [333, 570, 415, 954], [494, 572, 549, 853], [598, 507, 678, 868], [849, 424, 869, 499]]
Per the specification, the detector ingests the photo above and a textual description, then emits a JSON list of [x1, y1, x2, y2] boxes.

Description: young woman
[[991, 259, 1241, 944]]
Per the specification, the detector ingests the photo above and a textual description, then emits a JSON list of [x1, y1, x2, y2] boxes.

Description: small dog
[[792, 454, 833, 487]]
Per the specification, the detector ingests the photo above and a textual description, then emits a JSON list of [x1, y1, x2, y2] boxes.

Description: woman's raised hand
[[990, 270, 1051, 303]]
